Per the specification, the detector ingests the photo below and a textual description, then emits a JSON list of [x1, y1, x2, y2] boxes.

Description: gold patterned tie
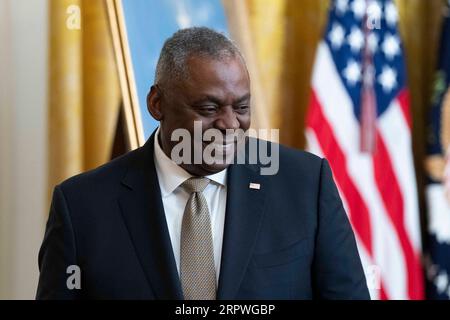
[[180, 177, 217, 300]]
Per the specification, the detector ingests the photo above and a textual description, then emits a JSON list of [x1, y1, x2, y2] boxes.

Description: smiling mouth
[[201, 141, 236, 156], [202, 140, 235, 148]]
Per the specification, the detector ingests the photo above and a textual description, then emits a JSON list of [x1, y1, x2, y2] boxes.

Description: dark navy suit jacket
[[36, 133, 370, 299]]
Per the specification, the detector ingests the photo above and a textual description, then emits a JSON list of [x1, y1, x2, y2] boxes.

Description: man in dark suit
[[37, 27, 370, 300]]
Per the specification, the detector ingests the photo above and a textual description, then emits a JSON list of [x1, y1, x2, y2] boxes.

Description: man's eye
[[235, 105, 250, 112], [198, 106, 218, 113]]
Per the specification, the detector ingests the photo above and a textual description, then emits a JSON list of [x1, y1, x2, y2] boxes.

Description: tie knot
[[181, 177, 210, 194]]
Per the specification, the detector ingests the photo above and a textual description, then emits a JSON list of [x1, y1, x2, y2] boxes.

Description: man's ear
[[147, 85, 163, 121]]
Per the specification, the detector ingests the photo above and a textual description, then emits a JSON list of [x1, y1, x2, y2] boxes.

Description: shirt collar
[[153, 127, 227, 197]]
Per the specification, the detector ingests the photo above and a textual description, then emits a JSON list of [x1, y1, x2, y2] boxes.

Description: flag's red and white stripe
[[306, 43, 423, 300]]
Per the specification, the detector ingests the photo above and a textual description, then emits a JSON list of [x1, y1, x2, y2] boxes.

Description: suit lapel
[[118, 133, 183, 300], [217, 162, 268, 299]]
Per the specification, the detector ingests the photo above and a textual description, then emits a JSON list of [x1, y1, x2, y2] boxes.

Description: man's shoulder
[[277, 141, 324, 180], [249, 137, 323, 167], [245, 137, 326, 190], [57, 146, 144, 195], [278, 141, 322, 164]]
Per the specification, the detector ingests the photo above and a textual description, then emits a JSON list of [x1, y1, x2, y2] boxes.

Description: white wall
[[0, 0, 48, 299]]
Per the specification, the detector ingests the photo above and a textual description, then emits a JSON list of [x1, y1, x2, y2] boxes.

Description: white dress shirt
[[153, 127, 227, 284]]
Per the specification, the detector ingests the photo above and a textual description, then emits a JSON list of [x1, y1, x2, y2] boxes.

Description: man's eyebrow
[[234, 93, 251, 104], [192, 93, 250, 106], [192, 95, 222, 105]]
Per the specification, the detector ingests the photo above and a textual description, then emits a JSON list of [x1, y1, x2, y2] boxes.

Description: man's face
[[148, 55, 251, 176]]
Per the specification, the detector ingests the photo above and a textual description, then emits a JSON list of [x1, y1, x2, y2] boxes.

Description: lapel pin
[[249, 183, 260, 190]]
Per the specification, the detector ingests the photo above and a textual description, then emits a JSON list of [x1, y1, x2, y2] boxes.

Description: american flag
[[305, 0, 423, 299]]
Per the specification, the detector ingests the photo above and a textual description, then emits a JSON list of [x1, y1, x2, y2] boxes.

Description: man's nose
[[214, 106, 240, 131]]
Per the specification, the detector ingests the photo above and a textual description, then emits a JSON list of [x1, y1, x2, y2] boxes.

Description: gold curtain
[[48, 0, 120, 200]]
